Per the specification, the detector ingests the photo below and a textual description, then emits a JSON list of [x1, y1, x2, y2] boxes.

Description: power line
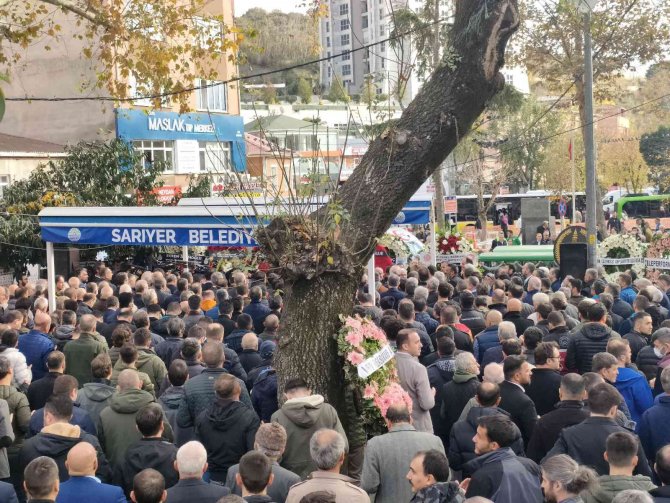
[[5, 12, 454, 103]]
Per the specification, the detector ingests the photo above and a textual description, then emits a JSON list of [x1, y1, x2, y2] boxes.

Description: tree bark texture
[[260, 0, 520, 404]]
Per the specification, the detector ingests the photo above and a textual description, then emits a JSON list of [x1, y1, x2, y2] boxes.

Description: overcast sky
[[234, 1, 307, 16]]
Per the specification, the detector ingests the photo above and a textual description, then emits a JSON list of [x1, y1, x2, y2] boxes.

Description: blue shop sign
[[41, 225, 257, 247], [115, 108, 246, 171]]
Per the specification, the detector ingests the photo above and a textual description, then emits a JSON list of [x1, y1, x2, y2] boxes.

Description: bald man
[[258, 315, 279, 344], [473, 310, 502, 363], [239, 333, 262, 375], [503, 298, 534, 337], [19, 310, 56, 380], [57, 442, 126, 503], [489, 289, 508, 315]]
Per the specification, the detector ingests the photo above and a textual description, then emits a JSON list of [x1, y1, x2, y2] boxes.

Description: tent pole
[[182, 245, 189, 272], [367, 254, 376, 298], [46, 242, 56, 313]]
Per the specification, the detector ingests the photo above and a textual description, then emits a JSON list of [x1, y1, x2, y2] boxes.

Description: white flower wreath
[[598, 234, 647, 282]]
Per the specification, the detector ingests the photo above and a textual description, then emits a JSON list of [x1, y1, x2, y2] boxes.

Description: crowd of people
[[0, 259, 670, 503]]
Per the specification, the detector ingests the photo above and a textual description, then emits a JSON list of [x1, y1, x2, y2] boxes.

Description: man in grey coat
[[395, 329, 435, 433], [225, 422, 300, 503], [361, 403, 445, 503]]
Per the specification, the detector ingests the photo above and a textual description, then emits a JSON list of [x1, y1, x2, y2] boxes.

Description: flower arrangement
[[436, 228, 475, 255], [336, 315, 412, 433], [645, 235, 670, 280], [598, 234, 647, 282]]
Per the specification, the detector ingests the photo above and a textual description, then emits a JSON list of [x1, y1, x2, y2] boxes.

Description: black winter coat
[[565, 323, 617, 374], [448, 406, 525, 474], [251, 368, 278, 422], [115, 437, 178, 496], [498, 381, 538, 447], [544, 416, 652, 477], [525, 368, 561, 417], [194, 399, 260, 482], [637, 345, 661, 382], [624, 331, 649, 362], [440, 374, 480, 440], [525, 400, 589, 463], [427, 357, 456, 442], [239, 349, 263, 375], [502, 312, 534, 337]]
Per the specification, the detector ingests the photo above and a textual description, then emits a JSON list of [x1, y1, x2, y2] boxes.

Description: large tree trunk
[[259, 0, 520, 405]]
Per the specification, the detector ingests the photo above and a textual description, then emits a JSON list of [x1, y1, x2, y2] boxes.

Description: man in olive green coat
[[64, 315, 107, 386]]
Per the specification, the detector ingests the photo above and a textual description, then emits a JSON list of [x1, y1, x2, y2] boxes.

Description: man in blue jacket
[[56, 442, 126, 503], [473, 310, 502, 364], [18, 312, 55, 381], [639, 366, 670, 464], [607, 339, 653, 429], [242, 286, 271, 334], [619, 273, 637, 306]]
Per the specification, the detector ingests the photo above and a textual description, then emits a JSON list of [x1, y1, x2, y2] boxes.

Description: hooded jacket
[[52, 325, 75, 351], [114, 437, 179, 496], [158, 385, 194, 447], [448, 406, 524, 474], [427, 357, 456, 441], [566, 323, 619, 373], [135, 347, 168, 390], [251, 368, 278, 422], [76, 379, 115, 427], [18, 422, 111, 482], [271, 394, 348, 479], [194, 398, 260, 482], [0, 347, 31, 389], [99, 388, 172, 468], [110, 362, 155, 397], [440, 371, 480, 440], [410, 482, 465, 503], [582, 475, 656, 503], [614, 366, 654, 427], [463, 448, 542, 503], [0, 384, 30, 455]]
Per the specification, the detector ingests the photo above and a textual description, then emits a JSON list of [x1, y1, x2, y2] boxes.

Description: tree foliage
[[598, 137, 648, 193], [0, 139, 166, 274], [297, 78, 313, 104], [639, 126, 670, 192], [327, 76, 350, 103], [0, 0, 244, 111]]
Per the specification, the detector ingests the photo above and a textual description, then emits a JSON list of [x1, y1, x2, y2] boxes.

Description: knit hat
[[255, 422, 287, 459], [260, 340, 276, 360]]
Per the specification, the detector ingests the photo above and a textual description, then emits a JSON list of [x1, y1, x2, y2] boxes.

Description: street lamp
[[574, 0, 599, 268]]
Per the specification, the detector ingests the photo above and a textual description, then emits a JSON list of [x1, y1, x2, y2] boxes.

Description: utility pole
[[430, 0, 446, 230], [579, 0, 598, 268]]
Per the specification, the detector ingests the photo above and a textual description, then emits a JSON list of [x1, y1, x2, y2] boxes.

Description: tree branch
[[37, 0, 110, 28]]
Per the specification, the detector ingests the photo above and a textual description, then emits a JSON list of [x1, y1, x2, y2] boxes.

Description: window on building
[[380, 42, 385, 52], [326, 21, 330, 31], [342, 64, 351, 76], [504, 73, 514, 85], [379, 25, 385, 36], [340, 19, 349, 30], [341, 34, 350, 45], [361, 1, 367, 13], [128, 75, 167, 107], [327, 36, 331, 47], [380, 57, 385, 69], [198, 141, 231, 173], [133, 140, 175, 172], [0, 175, 9, 197], [339, 3, 349, 15], [341, 51, 350, 61], [196, 79, 227, 112], [362, 15, 368, 28]]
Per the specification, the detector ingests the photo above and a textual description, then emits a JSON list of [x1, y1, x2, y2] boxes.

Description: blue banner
[[41, 226, 257, 247]]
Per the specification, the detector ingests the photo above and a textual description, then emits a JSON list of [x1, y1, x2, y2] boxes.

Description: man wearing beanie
[[250, 342, 278, 421], [225, 422, 300, 503]]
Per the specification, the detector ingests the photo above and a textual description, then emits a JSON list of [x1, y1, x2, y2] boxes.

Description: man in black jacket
[[463, 414, 543, 502], [498, 355, 537, 447], [502, 299, 533, 337], [624, 312, 653, 362], [19, 394, 111, 482], [448, 382, 524, 475], [526, 373, 589, 463], [426, 336, 456, 448], [650, 445, 670, 502], [26, 351, 64, 411], [525, 342, 562, 416], [194, 373, 260, 483], [566, 302, 619, 374], [544, 382, 652, 477], [606, 283, 635, 320], [115, 403, 178, 497], [460, 291, 486, 336]]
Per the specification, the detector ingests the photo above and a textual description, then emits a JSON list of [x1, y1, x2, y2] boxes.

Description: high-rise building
[[319, 0, 451, 104]]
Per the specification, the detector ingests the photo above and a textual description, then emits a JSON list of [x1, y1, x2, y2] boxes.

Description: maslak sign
[[41, 226, 257, 247]]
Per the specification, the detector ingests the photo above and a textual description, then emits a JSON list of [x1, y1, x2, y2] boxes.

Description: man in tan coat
[[285, 429, 368, 503], [395, 329, 435, 433]]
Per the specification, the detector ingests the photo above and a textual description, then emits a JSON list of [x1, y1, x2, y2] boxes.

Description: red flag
[[568, 138, 573, 161]]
